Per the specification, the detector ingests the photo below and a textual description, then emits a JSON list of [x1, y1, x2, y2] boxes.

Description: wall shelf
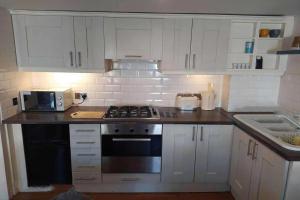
[[277, 50, 300, 55]]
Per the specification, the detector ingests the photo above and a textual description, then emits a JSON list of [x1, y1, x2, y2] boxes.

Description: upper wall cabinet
[[161, 19, 192, 71], [12, 15, 105, 72], [104, 17, 163, 60], [191, 19, 231, 71], [161, 18, 231, 73]]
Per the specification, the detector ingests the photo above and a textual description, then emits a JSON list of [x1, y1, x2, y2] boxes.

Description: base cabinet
[[69, 124, 101, 185], [162, 124, 197, 183], [195, 125, 233, 183], [162, 124, 233, 184], [230, 127, 289, 200]]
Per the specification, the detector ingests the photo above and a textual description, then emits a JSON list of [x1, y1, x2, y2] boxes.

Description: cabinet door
[[161, 19, 192, 71], [104, 17, 162, 60], [191, 19, 230, 71], [195, 125, 233, 183], [12, 15, 75, 69], [249, 141, 288, 200], [230, 127, 254, 200], [74, 17, 105, 70], [162, 124, 197, 183]]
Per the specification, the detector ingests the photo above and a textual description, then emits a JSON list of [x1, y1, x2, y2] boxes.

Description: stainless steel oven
[[101, 123, 162, 174]]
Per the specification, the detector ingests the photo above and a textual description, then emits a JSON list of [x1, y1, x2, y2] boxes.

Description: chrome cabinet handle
[[247, 139, 253, 156], [185, 54, 188, 69], [70, 51, 74, 66], [252, 143, 258, 160], [112, 138, 151, 142], [192, 126, 196, 141], [200, 126, 204, 141], [125, 55, 142, 58], [78, 52, 82, 67], [193, 54, 196, 69]]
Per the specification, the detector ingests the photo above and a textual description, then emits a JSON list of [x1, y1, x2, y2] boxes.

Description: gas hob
[[104, 106, 160, 119]]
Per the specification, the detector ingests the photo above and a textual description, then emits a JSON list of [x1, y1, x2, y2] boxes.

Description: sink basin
[[234, 114, 300, 151]]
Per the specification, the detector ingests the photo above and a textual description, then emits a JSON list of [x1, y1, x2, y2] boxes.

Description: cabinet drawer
[[70, 124, 100, 148], [71, 148, 101, 172], [72, 172, 101, 184], [102, 173, 161, 184]]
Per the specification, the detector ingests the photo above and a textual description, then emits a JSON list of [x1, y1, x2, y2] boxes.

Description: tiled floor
[[12, 185, 235, 200]]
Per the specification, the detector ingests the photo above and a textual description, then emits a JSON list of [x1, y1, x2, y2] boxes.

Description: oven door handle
[[112, 138, 151, 142]]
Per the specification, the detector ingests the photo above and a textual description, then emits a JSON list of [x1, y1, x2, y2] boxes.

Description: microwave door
[[23, 92, 57, 111]]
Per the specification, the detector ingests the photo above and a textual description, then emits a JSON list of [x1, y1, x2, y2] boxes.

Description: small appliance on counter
[[175, 93, 200, 111], [201, 83, 216, 111], [20, 88, 73, 112]]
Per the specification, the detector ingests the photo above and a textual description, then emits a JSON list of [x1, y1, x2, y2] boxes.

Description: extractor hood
[[105, 59, 161, 72]]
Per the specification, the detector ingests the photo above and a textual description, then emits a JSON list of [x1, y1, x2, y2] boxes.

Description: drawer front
[[71, 148, 101, 172], [70, 124, 100, 148], [102, 173, 161, 184], [73, 172, 101, 184]]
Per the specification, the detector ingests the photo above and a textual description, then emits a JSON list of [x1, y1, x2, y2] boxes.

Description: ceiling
[[0, 0, 300, 15]]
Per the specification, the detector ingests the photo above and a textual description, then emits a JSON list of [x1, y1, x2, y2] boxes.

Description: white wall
[[279, 16, 300, 113], [222, 75, 281, 111]]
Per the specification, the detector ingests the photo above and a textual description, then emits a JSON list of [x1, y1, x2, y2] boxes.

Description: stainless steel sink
[[234, 114, 300, 151]]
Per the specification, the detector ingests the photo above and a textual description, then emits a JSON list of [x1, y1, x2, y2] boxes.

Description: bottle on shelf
[[255, 56, 263, 69]]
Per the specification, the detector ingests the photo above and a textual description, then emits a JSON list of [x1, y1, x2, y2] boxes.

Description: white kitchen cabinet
[[104, 17, 163, 60], [70, 124, 102, 184], [249, 140, 288, 200], [191, 19, 231, 71], [230, 127, 289, 200], [161, 19, 192, 71], [12, 15, 105, 71], [195, 125, 233, 183], [12, 15, 75, 69], [230, 127, 255, 200], [74, 16, 105, 70], [162, 124, 197, 183]]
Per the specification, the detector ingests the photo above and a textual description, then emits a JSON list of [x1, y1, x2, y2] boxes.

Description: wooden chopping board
[[70, 111, 105, 119]]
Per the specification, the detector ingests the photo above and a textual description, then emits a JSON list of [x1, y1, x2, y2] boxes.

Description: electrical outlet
[[75, 92, 88, 100], [75, 93, 81, 99], [12, 97, 18, 106]]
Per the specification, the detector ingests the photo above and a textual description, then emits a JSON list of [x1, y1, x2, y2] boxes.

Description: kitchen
[[0, 0, 300, 200]]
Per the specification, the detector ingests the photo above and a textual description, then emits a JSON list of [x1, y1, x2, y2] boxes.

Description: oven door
[[102, 135, 161, 173], [21, 91, 57, 111]]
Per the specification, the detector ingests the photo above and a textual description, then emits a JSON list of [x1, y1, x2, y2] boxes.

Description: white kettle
[[201, 83, 216, 111]]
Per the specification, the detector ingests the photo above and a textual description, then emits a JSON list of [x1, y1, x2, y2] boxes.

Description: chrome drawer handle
[[76, 142, 96, 144], [77, 154, 96, 156], [75, 177, 96, 181], [78, 166, 96, 169], [112, 138, 151, 142], [121, 178, 140, 182], [75, 130, 95, 133]]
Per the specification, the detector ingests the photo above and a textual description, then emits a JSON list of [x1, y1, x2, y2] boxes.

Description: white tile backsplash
[[30, 70, 223, 107], [222, 75, 281, 111]]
